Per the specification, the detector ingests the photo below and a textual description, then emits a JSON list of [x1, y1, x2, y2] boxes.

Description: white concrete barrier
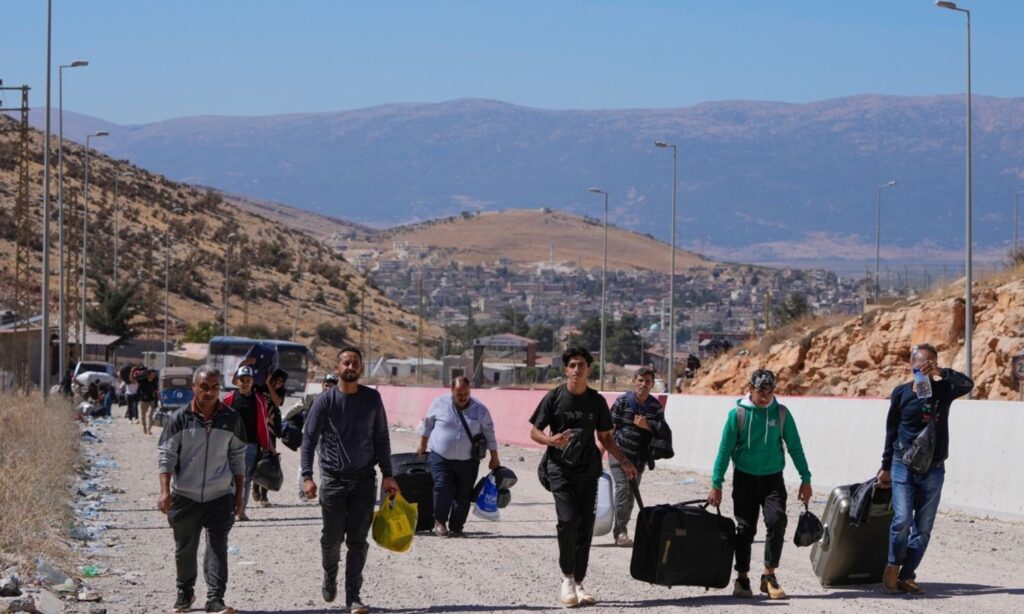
[[661, 394, 1024, 520]]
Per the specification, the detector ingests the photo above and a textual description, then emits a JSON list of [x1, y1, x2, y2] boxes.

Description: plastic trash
[[680, 478, 696, 485], [79, 565, 107, 577], [35, 559, 71, 586], [227, 546, 240, 555]]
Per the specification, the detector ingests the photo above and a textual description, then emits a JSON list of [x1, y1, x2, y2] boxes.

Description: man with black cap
[[223, 366, 272, 521], [707, 368, 812, 600]]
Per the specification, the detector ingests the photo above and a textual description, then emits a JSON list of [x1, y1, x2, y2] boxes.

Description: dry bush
[[752, 312, 852, 354], [0, 393, 79, 567]]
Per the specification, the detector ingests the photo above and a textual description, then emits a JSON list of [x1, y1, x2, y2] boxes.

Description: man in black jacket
[[876, 343, 973, 594], [301, 347, 399, 614]]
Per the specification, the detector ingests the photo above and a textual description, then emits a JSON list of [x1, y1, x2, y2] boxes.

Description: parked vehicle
[[159, 366, 195, 413]]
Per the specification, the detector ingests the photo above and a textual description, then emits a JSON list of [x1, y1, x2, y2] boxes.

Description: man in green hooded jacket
[[707, 369, 812, 600]]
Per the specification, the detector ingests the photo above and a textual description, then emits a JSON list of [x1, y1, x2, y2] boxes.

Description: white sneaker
[[574, 583, 596, 605], [349, 601, 369, 614], [559, 578, 578, 607]]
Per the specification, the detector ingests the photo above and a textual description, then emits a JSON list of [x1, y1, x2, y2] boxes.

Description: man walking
[[877, 343, 973, 594], [301, 347, 399, 614], [529, 347, 638, 607], [416, 376, 501, 537], [138, 367, 159, 434], [157, 368, 246, 614], [608, 367, 665, 546], [707, 368, 812, 600], [223, 366, 272, 521]]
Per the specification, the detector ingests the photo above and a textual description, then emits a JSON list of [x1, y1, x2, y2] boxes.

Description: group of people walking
[[155, 340, 971, 613]]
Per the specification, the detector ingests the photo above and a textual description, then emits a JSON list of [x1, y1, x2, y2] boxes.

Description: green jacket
[[710, 396, 811, 489]]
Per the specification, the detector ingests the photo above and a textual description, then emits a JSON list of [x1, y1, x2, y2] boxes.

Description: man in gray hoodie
[[158, 367, 247, 614]]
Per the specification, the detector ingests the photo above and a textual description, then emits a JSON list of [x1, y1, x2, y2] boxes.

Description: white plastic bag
[[593, 471, 614, 536]]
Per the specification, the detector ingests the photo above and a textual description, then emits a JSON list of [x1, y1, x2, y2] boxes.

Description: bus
[[206, 336, 310, 395]]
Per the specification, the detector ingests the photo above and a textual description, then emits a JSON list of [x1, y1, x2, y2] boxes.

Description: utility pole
[[291, 253, 305, 339], [417, 277, 424, 385]]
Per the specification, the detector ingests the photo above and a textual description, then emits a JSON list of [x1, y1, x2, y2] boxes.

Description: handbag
[[902, 418, 937, 474], [252, 450, 284, 491], [793, 502, 824, 547], [453, 404, 488, 461]]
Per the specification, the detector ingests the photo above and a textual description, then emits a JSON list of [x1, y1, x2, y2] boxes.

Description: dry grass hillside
[[689, 267, 1024, 400], [0, 116, 440, 370], [362, 209, 714, 271]]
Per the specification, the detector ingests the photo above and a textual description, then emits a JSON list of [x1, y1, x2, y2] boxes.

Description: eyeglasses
[[197, 383, 221, 393]]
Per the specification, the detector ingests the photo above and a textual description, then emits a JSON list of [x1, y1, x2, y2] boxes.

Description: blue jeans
[[888, 461, 945, 579]]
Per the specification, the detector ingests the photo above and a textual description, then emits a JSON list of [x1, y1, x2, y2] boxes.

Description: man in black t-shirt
[[529, 347, 638, 608]]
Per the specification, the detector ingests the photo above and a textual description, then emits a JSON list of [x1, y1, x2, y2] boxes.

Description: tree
[[316, 322, 348, 346], [85, 278, 144, 338], [183, 321, 220, 343], [774, 292, 810, 325]]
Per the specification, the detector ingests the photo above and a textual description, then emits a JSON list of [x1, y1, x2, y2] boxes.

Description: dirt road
[[72, 416, 1024, 613]]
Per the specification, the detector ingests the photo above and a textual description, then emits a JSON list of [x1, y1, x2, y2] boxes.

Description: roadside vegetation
[[0, 393, 79, 569]]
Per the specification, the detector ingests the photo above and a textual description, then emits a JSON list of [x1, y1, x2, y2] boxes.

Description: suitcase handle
[[678, 499, 723, 516], [628, 479, 644, 509]]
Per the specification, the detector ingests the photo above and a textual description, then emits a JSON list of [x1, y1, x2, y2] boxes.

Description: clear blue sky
[[4, 0, 1023, 124]]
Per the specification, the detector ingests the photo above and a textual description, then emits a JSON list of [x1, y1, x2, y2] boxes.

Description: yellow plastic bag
[[372, 493, 418, 553]]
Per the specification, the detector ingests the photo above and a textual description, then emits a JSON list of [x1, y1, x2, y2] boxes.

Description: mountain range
[[33, 95, 1024, 261]]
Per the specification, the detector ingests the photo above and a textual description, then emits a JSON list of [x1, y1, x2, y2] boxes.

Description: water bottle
[[912, 368, 932, 399]]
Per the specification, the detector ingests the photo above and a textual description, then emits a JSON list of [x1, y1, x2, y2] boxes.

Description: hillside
[[688, 268, 1024, 400], [355, 209, 713, 271], [43, 95, 1024, 257], [0, 115, 441, 371]]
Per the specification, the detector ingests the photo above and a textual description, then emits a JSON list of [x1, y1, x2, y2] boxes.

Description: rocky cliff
[[689, 271, 1024, 400]]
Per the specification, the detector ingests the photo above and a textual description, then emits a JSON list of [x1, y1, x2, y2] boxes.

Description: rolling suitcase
[[388, 453, 434, 532], [810, 483, 893, 586], [629, 482, 735, 589]]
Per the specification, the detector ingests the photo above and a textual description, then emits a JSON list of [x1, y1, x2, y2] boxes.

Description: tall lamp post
[[164, 208, 182, 368], [936, 0, 974, 386], [874, 180, 897, 304], [57, 59, 88, 382], [1014, 190, 1023, 256], [112, 171, 135, 285], [81, 130, 109, 362], [654, 141, 678, 386], [41, 0, 54, 395], [588, 187, 609, 391], [223, 233, 236, 335]]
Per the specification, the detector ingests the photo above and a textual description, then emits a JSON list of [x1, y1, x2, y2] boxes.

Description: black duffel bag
[[252, 450, 284, 491]]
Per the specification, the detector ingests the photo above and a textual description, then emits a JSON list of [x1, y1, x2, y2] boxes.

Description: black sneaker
[[204, 597, 235, 614], [173, 589, 194, 613], [323, 576, 338, 603]]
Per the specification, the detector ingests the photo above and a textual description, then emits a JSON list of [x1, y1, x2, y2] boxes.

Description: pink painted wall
[[374, 385, 667, 450]]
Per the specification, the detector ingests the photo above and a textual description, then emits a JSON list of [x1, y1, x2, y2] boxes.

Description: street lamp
[[164, 208, 182, 368], [654, 140, 678, 387], [875, 180, 897, 304], [57, 59, 88, 382], [1014, 190, 1023, 256], [81, 130, 109, 362], [223, 233, 236, 335], [588, 187, 609, 391], [936, 0, 974, 386], [112, 171, 135, 285], [41, 0, 54, 395]]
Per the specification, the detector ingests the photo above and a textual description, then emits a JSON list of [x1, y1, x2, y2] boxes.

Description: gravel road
[[71, 415, 1024, 613]]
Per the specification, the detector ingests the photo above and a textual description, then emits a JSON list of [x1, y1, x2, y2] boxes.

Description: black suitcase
[[810, 483, 893, 586], [629, 482, 735, 589], [389, 453, 434, 532]]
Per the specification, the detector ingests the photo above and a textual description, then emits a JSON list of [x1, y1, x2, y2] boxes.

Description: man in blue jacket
[[877, 343, 973, 594]]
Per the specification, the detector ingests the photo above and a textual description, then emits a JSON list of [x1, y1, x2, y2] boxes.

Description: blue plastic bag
[[472, 472, 500, 521]]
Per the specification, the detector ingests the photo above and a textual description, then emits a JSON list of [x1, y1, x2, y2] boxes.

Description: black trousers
[[732, 470, 788, 573], [548, 463, 599, 582], [427, 452, 480, 532], [167, 493, 235, 600], [320, 474, 376, 607]]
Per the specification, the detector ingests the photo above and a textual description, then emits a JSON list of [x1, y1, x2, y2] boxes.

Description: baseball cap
[[236, 366, 255, 378], [749, 369, 777, 391], [323, 373, 339, 384]]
